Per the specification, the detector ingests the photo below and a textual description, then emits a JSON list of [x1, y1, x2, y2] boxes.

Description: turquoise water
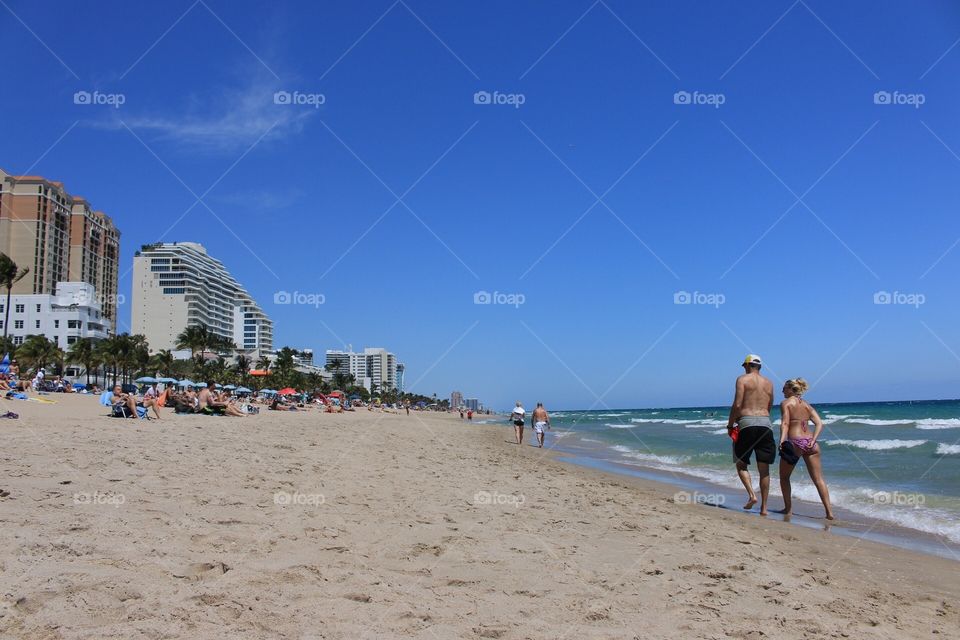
[[540, 400, 960, 546]]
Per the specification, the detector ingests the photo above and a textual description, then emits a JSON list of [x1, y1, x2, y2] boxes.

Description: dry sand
[[0, 394, 957, 639]]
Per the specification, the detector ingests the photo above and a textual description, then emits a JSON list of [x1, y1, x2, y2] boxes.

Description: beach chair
[[100, 391, 147, 419]]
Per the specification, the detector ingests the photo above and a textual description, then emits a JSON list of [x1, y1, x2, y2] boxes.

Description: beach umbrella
[[214, 383, 223, 389], [158, 377, 178, 383], [135, 376, 158, 384], [223, 384, 237, 390], [178, 379, 196, 388], [236, 386, 252, 393], [278, 387, 296, 395], [0, 353, 9, 374]]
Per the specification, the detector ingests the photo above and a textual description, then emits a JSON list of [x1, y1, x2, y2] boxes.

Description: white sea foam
[[598, 412, 628, 417], [915, 418, 960, 430], [629, 418, 700, 425], [605, 423, 635, 429], [825, 439, 926, 451], [709, 428, 730, 435], [936, 444, 960, 455], [844, 418, 914, 426]]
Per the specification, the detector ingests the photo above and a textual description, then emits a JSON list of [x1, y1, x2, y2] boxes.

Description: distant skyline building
[[1, 282, 110, 348], [325, 347, 401, 392], [0, 168, 121, 332], [450, 391, 464, 408], [464, 398, 480, 411], [131, 242, 273, 353]]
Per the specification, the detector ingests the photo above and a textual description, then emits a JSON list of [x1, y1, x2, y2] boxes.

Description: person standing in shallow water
[[726, 355, 776, 515], [778, 378, 834, 520]]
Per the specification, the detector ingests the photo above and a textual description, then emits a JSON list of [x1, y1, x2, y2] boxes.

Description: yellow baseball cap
[[743, 354, 762, 366]]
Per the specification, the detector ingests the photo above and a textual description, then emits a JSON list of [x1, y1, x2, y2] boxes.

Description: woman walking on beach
[[778, 378, 834, 520]]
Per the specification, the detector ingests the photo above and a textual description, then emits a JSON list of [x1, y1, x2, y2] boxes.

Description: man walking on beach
[[726, 355, 776, 515], [532, 402, 550, 448], [510, 402, 526, 445]]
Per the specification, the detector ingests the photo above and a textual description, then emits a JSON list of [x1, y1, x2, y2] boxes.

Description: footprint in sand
[[172, 562, 230, 581]]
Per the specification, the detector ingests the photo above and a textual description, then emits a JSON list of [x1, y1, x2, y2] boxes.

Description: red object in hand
[[729, 426, 740, 443]]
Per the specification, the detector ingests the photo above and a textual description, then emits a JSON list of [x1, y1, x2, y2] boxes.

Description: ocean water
[[544, 401, 960, 546]]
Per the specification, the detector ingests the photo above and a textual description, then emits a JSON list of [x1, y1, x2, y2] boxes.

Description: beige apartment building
[[0, 168, 121, 332]]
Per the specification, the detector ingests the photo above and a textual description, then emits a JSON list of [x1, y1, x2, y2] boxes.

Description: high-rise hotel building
[[131, 242, 273, 353], [325, 347, 401, 392], [0, 168, 120, 332]]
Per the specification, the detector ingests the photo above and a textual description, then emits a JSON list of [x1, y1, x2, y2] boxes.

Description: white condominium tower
[[325, 347, 400, 392], [132, 242, 273, 353]]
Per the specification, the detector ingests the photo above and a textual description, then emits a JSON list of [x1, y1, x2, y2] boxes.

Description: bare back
[[737, 372, 773, 417], [782, 396, 820, 439]]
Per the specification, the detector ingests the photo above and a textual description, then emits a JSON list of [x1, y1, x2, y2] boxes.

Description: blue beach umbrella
[[135, 376, 158, 384], [0, 353, 9, 374], [236, 386, 252, 393], [178, 379, 196, 388], [158, 377, 178, 383], [223, 384, 236, 390]]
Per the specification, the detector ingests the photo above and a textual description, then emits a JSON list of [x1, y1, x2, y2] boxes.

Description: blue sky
[[3, 0, 960, 409]]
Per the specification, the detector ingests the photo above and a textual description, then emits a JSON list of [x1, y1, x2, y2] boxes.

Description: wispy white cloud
[[95, 74, 317, 152]]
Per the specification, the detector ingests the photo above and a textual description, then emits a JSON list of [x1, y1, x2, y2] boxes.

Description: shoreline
[[2, 396, 958, 638], [476, 417, 960, 561]]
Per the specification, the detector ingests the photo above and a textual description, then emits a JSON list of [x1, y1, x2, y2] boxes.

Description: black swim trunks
[[734, 419, 776, 466]]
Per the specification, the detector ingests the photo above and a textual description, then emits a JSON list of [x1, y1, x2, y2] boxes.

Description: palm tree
[[17, 335, 64, 373], [175, 325, 210, 360], [67, 338, 101, 385], [96, 336, 122, 387], [0, 253, 29, 342], [150, 349, 175, 376]]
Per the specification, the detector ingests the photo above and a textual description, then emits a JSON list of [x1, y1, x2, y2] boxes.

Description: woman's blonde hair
[[784, 378, 809, 395]]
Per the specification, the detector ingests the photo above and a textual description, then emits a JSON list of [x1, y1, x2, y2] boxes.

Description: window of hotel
[[67, 336, 78, 345], [54, 320, 59, 328], [13, 336, 22, 346], [68, 320, 80, 329], [14, 320, 23, 329], [15, 304, 24, 313], [35, 320, 40, 329], [36, 304, 41, 312]]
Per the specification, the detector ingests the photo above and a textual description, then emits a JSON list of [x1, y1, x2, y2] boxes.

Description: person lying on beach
[[778, 378, 834, 520], [726, 355, 776, 515], [511, 402, 526, 445], [110, 385, 139, 418], [0, 375, 9, 392], [532, 402, 550, 448], [199, 382, 245, 417]]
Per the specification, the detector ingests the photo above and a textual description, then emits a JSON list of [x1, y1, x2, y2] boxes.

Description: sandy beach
[[1, 394, 957, 639]]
